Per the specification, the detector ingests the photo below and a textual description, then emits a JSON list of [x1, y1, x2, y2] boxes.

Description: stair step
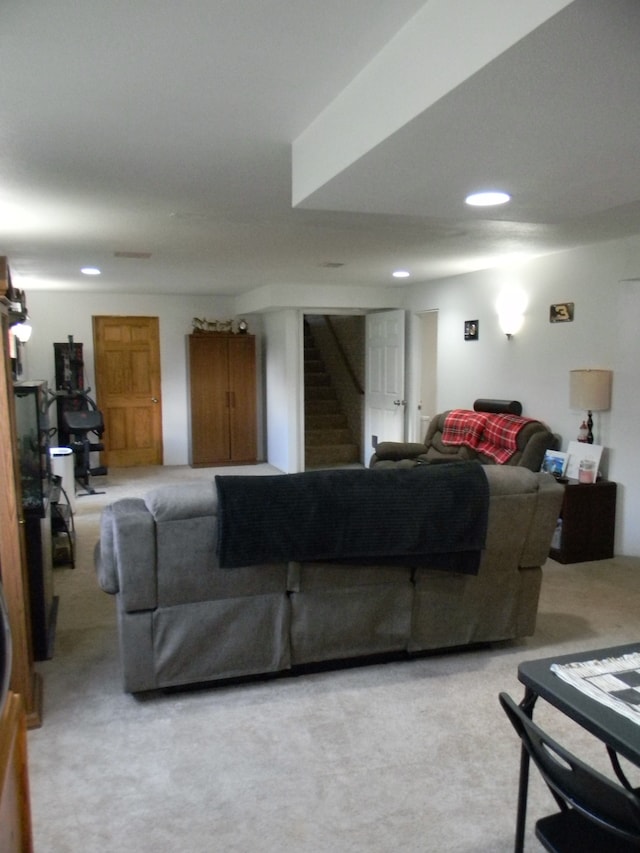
[[304, 372, 331, 387], [305, 385, 337, 401], [305, 444, 360, 466], [306, 428, 353, 446], [304, 364, 325, 377], [305, 412, 348, 429], [305, 398, 341, 415]]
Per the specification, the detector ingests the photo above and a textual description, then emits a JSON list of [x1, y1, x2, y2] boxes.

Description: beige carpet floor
[[27, 464, 640, 852]]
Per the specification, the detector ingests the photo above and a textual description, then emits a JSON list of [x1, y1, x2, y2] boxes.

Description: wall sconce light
[[496, 288, 527, 339], [12, 320, 32, 343], [7, 280, 33, 342], [569, 369, 612, 444]]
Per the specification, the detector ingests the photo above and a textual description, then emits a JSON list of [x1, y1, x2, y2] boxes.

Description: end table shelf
[[549, 478, 616, 564], [50, 477, 75, 568]]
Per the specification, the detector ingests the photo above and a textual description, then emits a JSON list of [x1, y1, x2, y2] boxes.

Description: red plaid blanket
[[475, 414, 534, 463], [441, 410, 488, 448]]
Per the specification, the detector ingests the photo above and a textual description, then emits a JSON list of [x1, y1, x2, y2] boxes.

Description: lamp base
[[587, 410, 594, 444]]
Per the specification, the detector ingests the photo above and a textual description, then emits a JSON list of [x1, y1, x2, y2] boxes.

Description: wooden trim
[[0, 259, 42, 728], [0, 692, 34, 852]]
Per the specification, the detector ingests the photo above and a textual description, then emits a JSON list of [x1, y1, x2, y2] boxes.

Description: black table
[[514, 642, 640, 852]]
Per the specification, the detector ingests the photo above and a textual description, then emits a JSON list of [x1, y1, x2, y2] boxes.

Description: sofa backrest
[[424, 410, 557, 471], [96, 467, 562, 622], [96, 480, 290, 613]]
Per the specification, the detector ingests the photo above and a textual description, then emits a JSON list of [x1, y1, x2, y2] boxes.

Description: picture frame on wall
[[464, 320, 479, 340]]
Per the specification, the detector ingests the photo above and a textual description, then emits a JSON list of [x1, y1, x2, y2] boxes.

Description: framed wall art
[[464, 320, 479, 340]]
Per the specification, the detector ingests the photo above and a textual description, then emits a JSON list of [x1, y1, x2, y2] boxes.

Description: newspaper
[[551, 652, 640, 725]]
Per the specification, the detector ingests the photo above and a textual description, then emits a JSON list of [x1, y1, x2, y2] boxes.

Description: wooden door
[[189, 334, 230, 465], [93, 316, 163, 467], [228, 335, 257, 463]]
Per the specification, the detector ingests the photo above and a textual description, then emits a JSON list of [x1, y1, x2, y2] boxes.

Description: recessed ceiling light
[[393, 270, 410, 278], [465, 191, 511, 207], [81, 266, 101, 276]]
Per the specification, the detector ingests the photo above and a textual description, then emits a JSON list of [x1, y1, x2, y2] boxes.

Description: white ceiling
[[2, 0, 640, 297]]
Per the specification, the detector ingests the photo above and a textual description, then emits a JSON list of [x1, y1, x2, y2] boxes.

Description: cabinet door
[[228, 336, 257, 463], [189, 335, 230, 465]]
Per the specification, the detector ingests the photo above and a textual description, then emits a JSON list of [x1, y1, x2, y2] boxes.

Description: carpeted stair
[[304, 326, 359, 468]]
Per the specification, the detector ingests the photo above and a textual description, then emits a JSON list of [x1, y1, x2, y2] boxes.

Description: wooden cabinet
[[188, 333, 257, 466], [549, 479, 617, 564]]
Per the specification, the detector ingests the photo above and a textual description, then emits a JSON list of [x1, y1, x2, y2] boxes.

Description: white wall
[[15, 232, 640, 555], [263, 309, 303, 473], [405, 233, 640, 556], [20, 290, 251, 465], [18, 284, 398, 474]]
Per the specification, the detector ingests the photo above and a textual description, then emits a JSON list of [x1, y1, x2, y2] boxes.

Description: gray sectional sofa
[[95, 464, 563, 693]]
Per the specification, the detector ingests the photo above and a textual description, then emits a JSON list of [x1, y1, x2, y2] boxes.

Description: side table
[[549, 478, 616, 563]]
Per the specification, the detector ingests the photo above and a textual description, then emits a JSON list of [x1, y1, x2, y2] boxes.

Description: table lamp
[[569, 369, 612, 444]]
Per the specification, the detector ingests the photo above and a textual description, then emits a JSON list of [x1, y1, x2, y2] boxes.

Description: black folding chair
[[499, 691, 640, 851]]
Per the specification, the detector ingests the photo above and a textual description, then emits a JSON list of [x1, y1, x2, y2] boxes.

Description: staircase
[[304, 325, 360, 469]]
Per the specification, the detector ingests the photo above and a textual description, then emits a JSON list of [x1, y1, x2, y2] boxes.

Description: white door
[[364, 309, 406, 463]]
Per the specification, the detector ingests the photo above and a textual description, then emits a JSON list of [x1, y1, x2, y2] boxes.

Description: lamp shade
[[570, 369, 612, 412]]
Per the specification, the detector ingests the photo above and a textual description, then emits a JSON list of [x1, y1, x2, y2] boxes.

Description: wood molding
[[0, 259, 42, 728], [0, 692, 34, 851]]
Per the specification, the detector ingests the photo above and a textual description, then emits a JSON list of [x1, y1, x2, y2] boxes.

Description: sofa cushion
[[154, 516, 288, 606]]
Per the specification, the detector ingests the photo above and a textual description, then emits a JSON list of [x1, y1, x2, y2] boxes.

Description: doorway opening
[[303, 314, 365, 470]]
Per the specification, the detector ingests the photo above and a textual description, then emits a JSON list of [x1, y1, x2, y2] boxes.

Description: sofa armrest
[[518, 428, 558, 472], [95, 498, 158, 611], [520, 472, 565, 566]]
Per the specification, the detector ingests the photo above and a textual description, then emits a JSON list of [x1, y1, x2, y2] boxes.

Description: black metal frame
[[501, 690, 640, 851], [512, 643, 640, 852]]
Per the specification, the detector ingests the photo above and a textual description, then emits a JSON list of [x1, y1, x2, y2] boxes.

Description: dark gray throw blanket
[[215, 461, 489, 575]]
